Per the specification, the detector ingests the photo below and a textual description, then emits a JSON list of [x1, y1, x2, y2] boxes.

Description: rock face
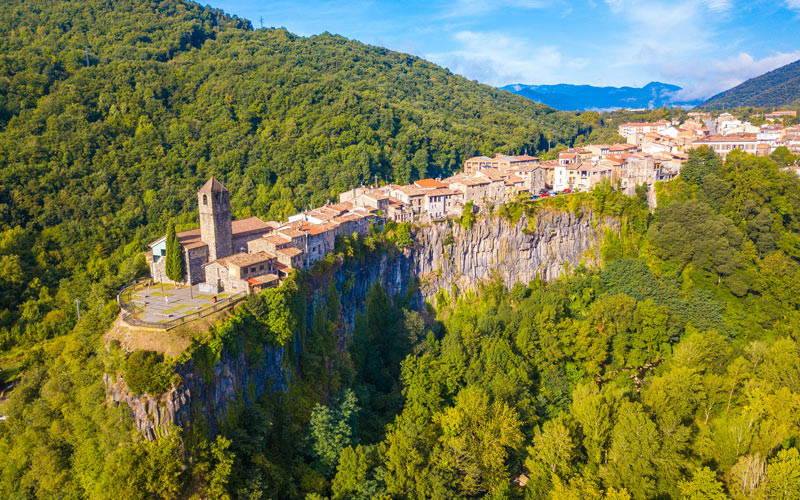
[[106, 210, 614, 438], [412, 210, 608, 297], [105, 343, 287, 440]]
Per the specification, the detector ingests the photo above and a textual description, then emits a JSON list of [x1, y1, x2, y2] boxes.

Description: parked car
[[540, 193, 551, 197]]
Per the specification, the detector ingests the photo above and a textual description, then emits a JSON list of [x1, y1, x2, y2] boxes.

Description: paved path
[[130, 285, 228, 324]]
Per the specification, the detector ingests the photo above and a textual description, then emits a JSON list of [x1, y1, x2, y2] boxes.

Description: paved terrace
[[121, 283, 234, 325]]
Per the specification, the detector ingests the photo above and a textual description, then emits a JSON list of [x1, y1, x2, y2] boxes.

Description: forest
[[0, 0, 590, 355], [2, 146, 800, 500]]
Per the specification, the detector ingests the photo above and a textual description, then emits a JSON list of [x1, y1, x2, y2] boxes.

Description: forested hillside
[[2, 147, 800, 500], [0, 0, 587, 352], [701, 58, 800, 109]]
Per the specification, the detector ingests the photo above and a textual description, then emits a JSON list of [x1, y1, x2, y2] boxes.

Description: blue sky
[[209, 0, 800, 99]]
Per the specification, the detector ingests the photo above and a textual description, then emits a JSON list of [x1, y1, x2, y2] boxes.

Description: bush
[[124, 350, 176, 395]]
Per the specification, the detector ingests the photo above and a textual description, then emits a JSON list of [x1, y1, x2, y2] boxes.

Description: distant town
[[145, 109, 799, 297]]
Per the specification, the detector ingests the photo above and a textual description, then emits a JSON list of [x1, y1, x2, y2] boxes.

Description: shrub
[[124, 350, 176, 395]]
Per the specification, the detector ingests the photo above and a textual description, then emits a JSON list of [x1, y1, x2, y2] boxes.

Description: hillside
[[500, 81, 701, 111], [0, 0, 589, 353], [2, 146, 800, 499], [701, 58, 800, 108]]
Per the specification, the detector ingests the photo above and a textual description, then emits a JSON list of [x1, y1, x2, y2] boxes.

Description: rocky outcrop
[[412, 210, 609, 297], [105, 343, 287, 440], [106, 210, 615, 438]]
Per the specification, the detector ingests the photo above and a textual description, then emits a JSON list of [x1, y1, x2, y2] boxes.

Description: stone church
[[147, 178, 272, 285]]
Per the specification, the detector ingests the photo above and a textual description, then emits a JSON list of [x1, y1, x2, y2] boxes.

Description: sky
[[208, 0, 800, 100]]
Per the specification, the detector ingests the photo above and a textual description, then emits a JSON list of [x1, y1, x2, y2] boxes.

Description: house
[[276, 246, 305, 270], [766, 110, 797, 121], [554, 163, 580, 192], [692, 134, 758, 160], [618, 121, 669, 138], [511, 164, 547, 194], [390, 185, 426, 216], [463, 154, 539, 174], [559, 151, 579, 165], [204, 251, 277, 293], [424, 189, 463, 219], [414, 178, 447, 190]]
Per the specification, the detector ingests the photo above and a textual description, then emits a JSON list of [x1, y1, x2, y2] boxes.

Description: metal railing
[[117, 280, 247, 330]]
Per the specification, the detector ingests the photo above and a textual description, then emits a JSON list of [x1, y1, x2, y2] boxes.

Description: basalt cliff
[[106, 209, 616, 439]]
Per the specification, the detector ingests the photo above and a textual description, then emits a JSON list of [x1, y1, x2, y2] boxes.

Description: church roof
[[199, 177, 228, 193]]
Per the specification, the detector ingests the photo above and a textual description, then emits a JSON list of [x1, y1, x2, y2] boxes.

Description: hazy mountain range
[[499, 81, 702, 111]]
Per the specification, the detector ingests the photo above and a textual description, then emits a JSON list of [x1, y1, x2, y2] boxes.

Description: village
[[139, 109, 799, 305]]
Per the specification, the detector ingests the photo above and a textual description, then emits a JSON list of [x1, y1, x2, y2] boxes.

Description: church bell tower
[[198, 177, 233, 261]]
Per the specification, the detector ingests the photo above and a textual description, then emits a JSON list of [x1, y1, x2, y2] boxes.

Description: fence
[[117, 280, 247, 330]]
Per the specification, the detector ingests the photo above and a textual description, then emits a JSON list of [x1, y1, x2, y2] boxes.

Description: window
[[250, 266, 256, 274], [203, 194, 207, 205], [259, 264, 265, 271]]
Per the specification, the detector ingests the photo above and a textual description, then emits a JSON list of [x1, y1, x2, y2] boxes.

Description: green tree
[[165, 222, 185, 282], [309, 389, 360, 476], [678, 467, 727, 500], [766, 448, 800, 500], [434, 385, 523, 496], [460, 201, 476, 229]]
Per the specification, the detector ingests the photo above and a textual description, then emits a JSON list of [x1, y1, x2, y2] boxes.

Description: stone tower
[[198, 177, 233, 262]]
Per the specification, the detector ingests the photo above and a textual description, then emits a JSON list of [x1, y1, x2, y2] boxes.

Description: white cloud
[[670, 50, 800, 100], [702, 0, 733, 12], [426, 30, 588, 86], [786, 0, 800, 10], [441, 0, 549, 18]]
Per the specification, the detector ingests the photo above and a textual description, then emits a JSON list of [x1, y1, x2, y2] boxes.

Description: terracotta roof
[[247, 274, 279, 286], [232, 217, 273, 237], [387, 196, 407, 205], [278, 227, 306, 239], [414, 178, 447, 189], [363, 190, 389, 201], [328, 201, 353, 211], [393, 185, 426, 196], [262, 234, 290, 246], [694, 134, 757, 143], [216, 251, 274, 268], [426, 188, 461, 197], [277, 247, 304, 257], [333, 214, 360, 223], [509, 154, 539, 161], [301, 224, 333, 236], [177, 228, 205, 250], [455, 177, 491, 186], [199, 177, 227, 193]]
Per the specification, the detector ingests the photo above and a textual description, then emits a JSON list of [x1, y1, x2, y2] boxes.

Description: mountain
[[701, 58, 800, 109], [500, 81, 701, 111]]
